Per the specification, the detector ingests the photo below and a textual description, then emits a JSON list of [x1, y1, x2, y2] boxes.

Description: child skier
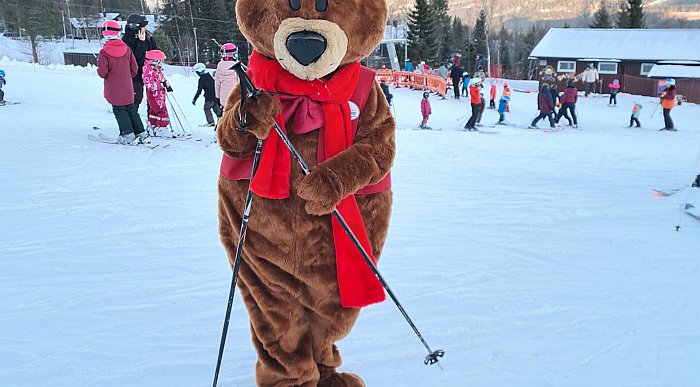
[[215, 43, 239, 109], [0, 69, 6, 105], [192, 63, 221, 127], [609, 79, 620, 106], [420, 91, 431, 129], [502, 82, 511, 112], [555, 79, 578, 128], [497, 95, 510, 124], [629, 101, 642, 128], [529, 84, 556, 129], [142, 49, 171, 132], [462, 72, 470, 97], [380, 80, 393, 106], [96, 20, 147, 144], [489, 80, 497, 109]]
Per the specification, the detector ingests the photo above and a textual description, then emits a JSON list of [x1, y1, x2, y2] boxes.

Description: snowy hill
[[1, 59, 699, 386]]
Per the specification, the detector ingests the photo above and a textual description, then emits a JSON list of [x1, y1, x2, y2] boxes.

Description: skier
[[476, 91, 486, 126], [192, 63, 221, 127], [0, 69, 6, 105], [502, 82, 511, 112], [464, 78, 482, 130], [449, 62, 464, 99], [660, 78, 677, 130], [581, 63, 599, 97], [608, 79, 620, 106], [96, 20, 147, 144], [628, 101, 642, 128], [404, 59, 414, 72], [474, 55, 486, 73], [122, 14, 158, 111], [215, 43, 239, 109], [555, 79, 578, 128], [497, 95, 510, 124], [549, 83, 560, 116], [142, 49, 171, 132], [437, 63, 448, 80], [461, 71, 470, 97], [420, 91, 431, 129], [379, 80, 393, 106], [529, 84, 556, 129], [489, 80, 497, 109]]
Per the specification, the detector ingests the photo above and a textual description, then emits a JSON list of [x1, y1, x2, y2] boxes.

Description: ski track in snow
[[1, 60, 699, 386]]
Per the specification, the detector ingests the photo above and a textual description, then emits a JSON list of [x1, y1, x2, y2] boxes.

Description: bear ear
[[289, 0, 301, 11]]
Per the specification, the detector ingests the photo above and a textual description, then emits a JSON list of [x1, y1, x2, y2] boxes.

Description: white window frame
[[640, 63, 655, 76], [598, 62, 618, 74], [557, 60, 576, 72]]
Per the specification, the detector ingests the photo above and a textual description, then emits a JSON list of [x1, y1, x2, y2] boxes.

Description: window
[[557, 61, 576, 72], [539, 60, 548, 66], [598, 62, 618, 74], [640, 63, 655, 76]]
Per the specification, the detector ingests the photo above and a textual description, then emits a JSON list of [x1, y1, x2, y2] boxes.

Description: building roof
[[647, 64, 700, 79], [530, 28, 700, 62], [70, 13, 122, 29]]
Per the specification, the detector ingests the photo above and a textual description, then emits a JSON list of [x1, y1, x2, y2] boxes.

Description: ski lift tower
[[380, 38, 408, 71]]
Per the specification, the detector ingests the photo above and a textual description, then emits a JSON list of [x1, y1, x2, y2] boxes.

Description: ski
[[463, 128, 498, 134], [652, 188, 682, 197], [685, 203, 700, 222], [0, 101, 20, 106], [88, 134, 165, 149]]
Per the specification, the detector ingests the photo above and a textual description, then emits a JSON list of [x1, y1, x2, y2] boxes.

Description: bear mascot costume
[[216, 0, 395, 385]]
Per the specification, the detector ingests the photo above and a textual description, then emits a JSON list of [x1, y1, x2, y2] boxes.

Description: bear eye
[[316, 0, 328, 11], [289, 0, 301, 10]]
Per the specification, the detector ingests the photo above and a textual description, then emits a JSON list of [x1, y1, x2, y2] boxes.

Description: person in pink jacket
[[608, 79, 620, 106], [420, 91, 432, 129], [215, 43, 239, 107], [142, 50, 171, 131], [96, 20, 147, 144]]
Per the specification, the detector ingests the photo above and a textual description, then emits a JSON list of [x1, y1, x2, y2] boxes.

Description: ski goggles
[[127, 22, 142, 30], [103, 26, 122, 32]]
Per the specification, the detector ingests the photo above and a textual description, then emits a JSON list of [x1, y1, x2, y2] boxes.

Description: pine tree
[[223, 0, 249, 63], [628, 0, 646, 28], [450, 17, 464, 57], [616, 0, 631, 27], [191, 0, 231, 64], [431, 0, 451, 65], [407, 0, 436, 65], [497, 26, 513, 77], [473, 9, 488, 65], [0, 0, 62, 63], [152, 28, 174, 61], [590, 1, 613, 28]]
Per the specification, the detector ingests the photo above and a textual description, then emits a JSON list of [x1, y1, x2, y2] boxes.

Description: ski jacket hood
[[103, 39, 129, 58]]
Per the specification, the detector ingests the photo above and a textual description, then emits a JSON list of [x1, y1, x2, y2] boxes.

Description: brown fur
[[218, 1, 393, 385]]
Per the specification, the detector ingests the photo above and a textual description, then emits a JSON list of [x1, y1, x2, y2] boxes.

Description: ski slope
[[1, 59, 699, 386]]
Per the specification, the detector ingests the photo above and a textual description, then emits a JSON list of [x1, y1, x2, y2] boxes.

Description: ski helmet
[[126, 14, 148, 30], [613, 79, 620, 84], [471, 78, 481, 86], [145, 50, 166, 62], [503, 82, 509, 88], [0, 70, 5, 77], [503, 95, 510, 102], [220, 43, 238, 60], [101, 20, 121, 38], [422, 91, 429, 98], [666, 78, 676, 86], [192, 63, 206, 74]]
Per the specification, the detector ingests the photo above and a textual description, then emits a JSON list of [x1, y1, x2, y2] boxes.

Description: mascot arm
[[217, 84, 281, 159], [297, 82, 395, 216]]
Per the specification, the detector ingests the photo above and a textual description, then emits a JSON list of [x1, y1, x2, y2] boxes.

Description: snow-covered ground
[[0, 35, 103, 65], [1, 60, 699, 386]]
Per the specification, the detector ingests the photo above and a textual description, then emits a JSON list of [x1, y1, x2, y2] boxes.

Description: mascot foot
[[318, 371, 366, 387]]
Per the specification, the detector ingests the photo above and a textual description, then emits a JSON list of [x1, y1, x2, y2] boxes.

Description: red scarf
[[247, 51, 385, 308]]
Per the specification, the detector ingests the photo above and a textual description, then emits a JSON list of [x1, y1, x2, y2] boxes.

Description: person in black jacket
[[449, 63, 464, 99], [192, 63, 222, 127], [549, 84, 560, 116], [379, 80, 393, 106], [122, 14, 158, 111]]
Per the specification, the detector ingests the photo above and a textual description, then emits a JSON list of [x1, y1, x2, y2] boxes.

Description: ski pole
[[675, 149, 700, 231], [235, 67, 445, 369], [650, 101, 660, 118], [167, 91, 195, 134], [212, 61, 264, 387], [165, 93, 187, 135]]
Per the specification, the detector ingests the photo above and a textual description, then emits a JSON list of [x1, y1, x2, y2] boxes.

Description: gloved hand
[[192, 99, 196, 106], [162, 82, 173, 92]]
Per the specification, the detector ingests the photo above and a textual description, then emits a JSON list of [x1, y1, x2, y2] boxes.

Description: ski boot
[[116, 133, 137, 145]]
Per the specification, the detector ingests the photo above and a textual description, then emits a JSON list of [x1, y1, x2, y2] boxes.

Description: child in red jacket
[[96, 20, 147, 144], [489, 80, 497, 109], [420, 91, 432, 129]]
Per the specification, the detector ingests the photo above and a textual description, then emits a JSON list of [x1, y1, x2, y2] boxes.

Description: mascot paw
[[296, 169, 342, 216], [243, 92, 281, 140]]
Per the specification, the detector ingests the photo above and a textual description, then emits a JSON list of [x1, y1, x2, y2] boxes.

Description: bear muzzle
[[286, 31, 327, 66]]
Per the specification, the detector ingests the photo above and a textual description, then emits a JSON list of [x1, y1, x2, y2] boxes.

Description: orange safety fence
[[376, 70, 448, 96]]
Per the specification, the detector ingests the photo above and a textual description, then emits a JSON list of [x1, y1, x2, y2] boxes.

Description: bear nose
[[286, 31, 327, 66]]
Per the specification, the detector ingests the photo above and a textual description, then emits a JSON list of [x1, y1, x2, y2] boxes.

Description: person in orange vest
[[660, 78, 677, 130], [502, 82, 511, 112], [489, 80, 497, 109], [464, 78, 482, 130]]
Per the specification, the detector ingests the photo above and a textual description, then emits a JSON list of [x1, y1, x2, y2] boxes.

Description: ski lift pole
[[234, 67, 445, 369]]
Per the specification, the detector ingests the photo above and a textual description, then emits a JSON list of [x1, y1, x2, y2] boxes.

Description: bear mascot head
[[216, 0, 395, 385]]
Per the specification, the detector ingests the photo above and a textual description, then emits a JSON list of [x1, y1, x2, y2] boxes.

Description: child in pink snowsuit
[[420, 91, 431, 129], [142, 50, 171, 129]]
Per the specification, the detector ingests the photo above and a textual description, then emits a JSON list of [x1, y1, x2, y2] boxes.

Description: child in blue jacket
[[497, 95, 510, 124]]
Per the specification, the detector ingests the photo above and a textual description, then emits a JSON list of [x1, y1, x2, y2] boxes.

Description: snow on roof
[[647, 64, 700, 79], [530, 28, 700, 62], [70, 13, 122, 29]]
